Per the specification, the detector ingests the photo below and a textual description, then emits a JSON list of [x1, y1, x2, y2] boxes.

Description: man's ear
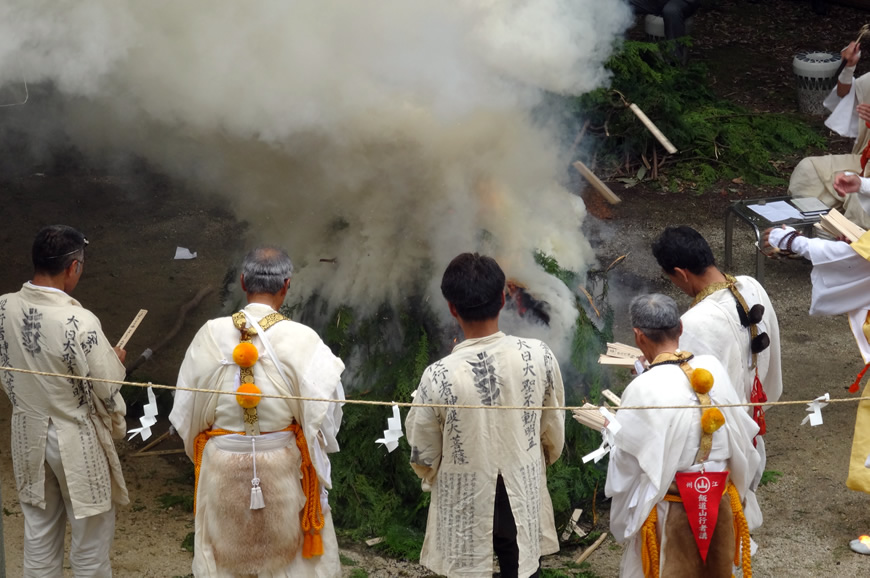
[[677, 320, 683, 339], [672, 267, 690, 285], [632, 327, 644, 348], [240, 274, 247, 293], [281, 278, 290, 294], [448, 302, 460, 320]]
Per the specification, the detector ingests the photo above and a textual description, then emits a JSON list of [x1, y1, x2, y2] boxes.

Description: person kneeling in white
[[606, 294, 762, 577]]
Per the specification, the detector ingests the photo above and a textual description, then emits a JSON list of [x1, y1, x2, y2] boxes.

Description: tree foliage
[[573, 40, 825, 190]]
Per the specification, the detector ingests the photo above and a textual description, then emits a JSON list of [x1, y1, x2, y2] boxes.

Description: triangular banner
[[674, 471, 729, 562]]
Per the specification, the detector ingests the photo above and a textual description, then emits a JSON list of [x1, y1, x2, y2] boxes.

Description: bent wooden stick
[[628, 103, 678, 154], [117, 309, 148, 349]]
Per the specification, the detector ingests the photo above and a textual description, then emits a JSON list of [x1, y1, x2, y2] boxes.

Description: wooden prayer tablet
[[601, 389, 623, 407], [572, 403, 608, 431], [117, 309, 148, 349], [573, 161, 622, 205], [599, 342, 642, 367], [817, 209, 866, 243]]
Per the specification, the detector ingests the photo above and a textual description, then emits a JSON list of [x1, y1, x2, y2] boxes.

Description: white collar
[[24, 281, 68, 295]]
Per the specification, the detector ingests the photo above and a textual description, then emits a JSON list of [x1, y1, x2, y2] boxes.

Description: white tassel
[[250, 480, 265, 510], [250, 437, 265, 510]]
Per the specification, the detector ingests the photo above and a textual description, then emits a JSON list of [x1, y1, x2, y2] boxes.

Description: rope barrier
[[0, 364, 866, 412]]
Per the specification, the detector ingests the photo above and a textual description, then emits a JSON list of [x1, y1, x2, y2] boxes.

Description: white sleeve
[[824, 82, 860, 138]]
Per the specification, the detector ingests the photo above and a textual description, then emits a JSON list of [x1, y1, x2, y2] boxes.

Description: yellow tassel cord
[[640, 487, 750, 578], [290, 422, 325, 557], [727, 483, 752, 578], [640, 505, 660, 578]]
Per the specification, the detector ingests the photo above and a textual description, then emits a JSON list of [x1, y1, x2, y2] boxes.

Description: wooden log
[[575, 531, 608, 564], [128, 448, 186, 458], [628, 103, 678, 154], [134, 429, 172, 455], [573, 161, 622, 205]]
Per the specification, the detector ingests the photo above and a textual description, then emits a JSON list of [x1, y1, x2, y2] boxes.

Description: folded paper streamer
[[582, 407, 621, 463], [375, 404, 404, 452], [127, 385, 158, 441], [174, 247, 197, 259], [801, 393, 830, 427]]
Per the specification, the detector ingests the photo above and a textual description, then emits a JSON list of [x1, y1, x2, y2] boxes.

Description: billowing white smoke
[[0, 0, 632, 359]]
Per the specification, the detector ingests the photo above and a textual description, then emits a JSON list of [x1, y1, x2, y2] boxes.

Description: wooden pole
[[628, 103, 678, 154], [575, 531, 608, 564], [573, 161, 622, 204]]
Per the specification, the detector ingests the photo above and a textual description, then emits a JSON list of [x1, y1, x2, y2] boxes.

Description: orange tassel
[[311, 532, 324, 556], [303, 533, 313, 558]]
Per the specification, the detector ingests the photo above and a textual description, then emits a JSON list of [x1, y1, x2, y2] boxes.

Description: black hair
[[440, 252, 506, 321], [32, 225, 88, 276], [651, 225, 715, 276]]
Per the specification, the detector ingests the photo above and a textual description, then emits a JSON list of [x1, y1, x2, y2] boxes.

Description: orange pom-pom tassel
[[701, 407, 726, 434], [235, 382, 262, 408], [233, 342, 259, 368], [691, 368, 714, 394]]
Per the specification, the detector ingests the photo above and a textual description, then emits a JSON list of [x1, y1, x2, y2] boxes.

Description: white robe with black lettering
[[605, 354, 762, 578], [0, 282, 128, 519], [170, 302, 345, 578], [405, 332, 565, 578]]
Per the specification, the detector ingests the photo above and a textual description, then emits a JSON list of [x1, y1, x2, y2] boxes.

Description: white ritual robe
[[169, 302, 345, 578], [0, 282, 128, 519], [605, 354, 762, 578], [405, 332, 565, 578], [789, 73, 870, 228], [680, 276, 783, 406]]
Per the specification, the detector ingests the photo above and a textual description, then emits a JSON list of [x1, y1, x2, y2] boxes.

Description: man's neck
[[646, 341, 684, 363], [246, 293, 283, 311], [689, 267, 728, 298], [458, 318, 500, 340], [30, 273, 66, 292]]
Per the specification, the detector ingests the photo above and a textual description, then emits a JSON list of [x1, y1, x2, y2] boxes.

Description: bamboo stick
[[628, 103, 678, 154], [117, 309, 148, 349], [573, 161, 622, 204]]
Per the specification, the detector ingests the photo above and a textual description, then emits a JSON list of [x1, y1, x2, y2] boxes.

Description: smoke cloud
[[0, 0, 632, 359]]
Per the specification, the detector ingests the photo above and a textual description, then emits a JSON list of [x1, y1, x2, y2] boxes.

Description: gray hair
[[629, 293, 681, 343], [241, 246, 294, 295]]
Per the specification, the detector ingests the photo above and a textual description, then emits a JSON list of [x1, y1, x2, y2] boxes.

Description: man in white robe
[[169, 247, 345, 578], [0, 225, 129, 577], [652, 226, 782, 476], [607, 294, 762, 577], [789, 41, 870, 228], [762, 184, 870, 553], [405, 252, 565, 578]]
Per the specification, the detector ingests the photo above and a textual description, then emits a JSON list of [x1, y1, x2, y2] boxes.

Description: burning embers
[[505, 280, 550, 326]]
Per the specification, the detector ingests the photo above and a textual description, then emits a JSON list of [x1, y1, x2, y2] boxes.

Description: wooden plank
[[573, 161, 622, 205]]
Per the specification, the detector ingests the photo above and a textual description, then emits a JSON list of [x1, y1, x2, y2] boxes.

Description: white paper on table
[[800, 393, 830, 427], [375, 404, 404, 453], [747, 201, 804, 223], [174, 247, 197, 260], [127, 385, 159, 441]]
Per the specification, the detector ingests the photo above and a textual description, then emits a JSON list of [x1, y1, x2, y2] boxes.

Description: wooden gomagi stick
[[117, 309, 148, 349]]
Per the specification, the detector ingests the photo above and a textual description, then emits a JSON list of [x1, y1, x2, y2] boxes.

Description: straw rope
[[0, 364, 865, 413]]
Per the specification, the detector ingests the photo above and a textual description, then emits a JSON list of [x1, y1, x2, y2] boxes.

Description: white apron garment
[[0, 282, 128, 519], [605, 355, 762, 578], [789, 72, 870, 228], [170, 303, 345, 578], [405, 332, 565, 578], [194, 431, 310, 577]]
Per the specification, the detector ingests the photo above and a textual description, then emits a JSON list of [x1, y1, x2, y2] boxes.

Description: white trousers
[[21, 424, 115, 578]]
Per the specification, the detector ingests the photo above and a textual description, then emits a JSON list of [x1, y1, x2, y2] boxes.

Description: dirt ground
[[3, 0, 870, 576]]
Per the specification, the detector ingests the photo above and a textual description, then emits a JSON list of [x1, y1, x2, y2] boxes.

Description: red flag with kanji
[[674, 471, 730, 562]]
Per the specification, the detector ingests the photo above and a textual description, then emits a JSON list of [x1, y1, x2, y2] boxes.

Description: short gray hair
[[629, 293, 681, 343], [241, 246, 294, 295]]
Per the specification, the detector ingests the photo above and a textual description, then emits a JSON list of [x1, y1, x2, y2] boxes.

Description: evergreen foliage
[[573, 40, 825, 190]]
